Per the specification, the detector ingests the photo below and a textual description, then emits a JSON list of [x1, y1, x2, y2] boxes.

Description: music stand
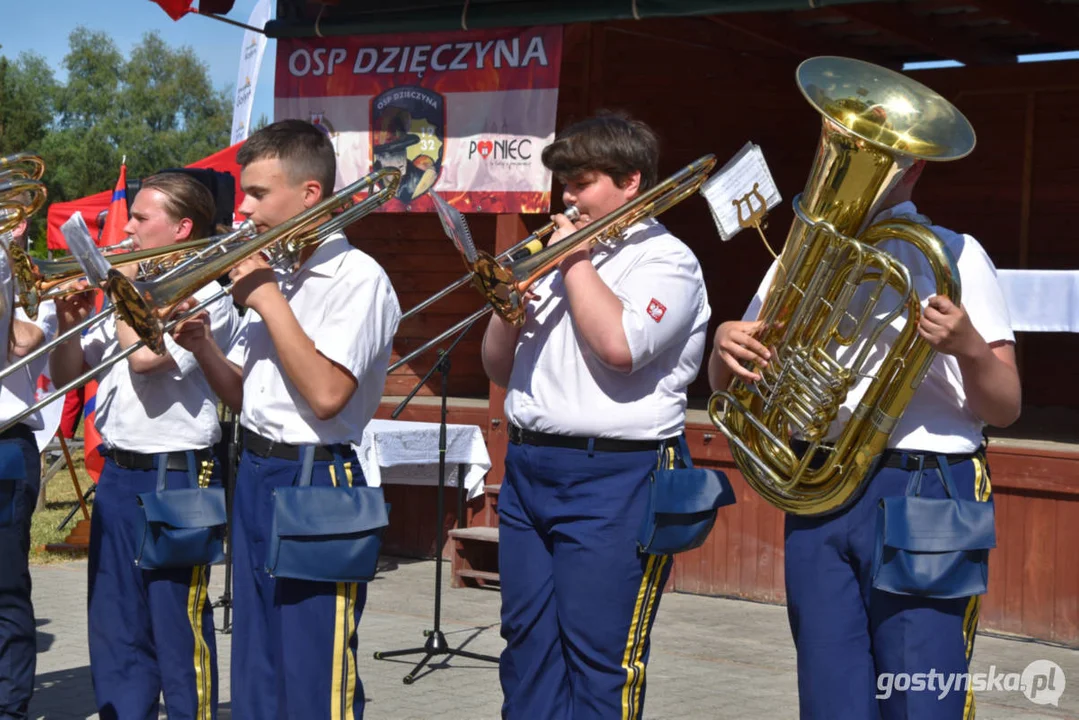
[[373, 314, 499, 684]]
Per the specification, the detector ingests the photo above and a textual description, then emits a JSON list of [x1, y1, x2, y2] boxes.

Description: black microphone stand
[[373, 314, 499, 684]]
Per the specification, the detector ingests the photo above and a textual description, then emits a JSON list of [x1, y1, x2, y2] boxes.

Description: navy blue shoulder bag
[[135, 452, 227, 570], [637, 435, 736, 556], [266, 446, 390, 583], [872, 454, 995, 599]]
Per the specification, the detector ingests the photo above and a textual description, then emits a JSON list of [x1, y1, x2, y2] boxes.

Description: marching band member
[[50, 172, 237, 720], [0, 212, 56, 720], [709, 160, 1020, 719], [482, 112, 711, 719], [172, 119, 400, 719]]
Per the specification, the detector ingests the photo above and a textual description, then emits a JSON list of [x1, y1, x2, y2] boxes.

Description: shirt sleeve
[[311, 266, 401, 383], [81, 315, 109, 367], [617, 247, 710, 373], [742, 260, 779, 322], [954, 235, 1014, 346], [226, 311, 251, 367], [35, 301, 58, 343]]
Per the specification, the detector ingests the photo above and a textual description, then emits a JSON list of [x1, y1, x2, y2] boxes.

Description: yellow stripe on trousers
[[619, 446, 676, 719], [186, 565, 212, 720], [963, 455, 992, 720], [332, 583, 359, 718], [329, 463, 358, 719]]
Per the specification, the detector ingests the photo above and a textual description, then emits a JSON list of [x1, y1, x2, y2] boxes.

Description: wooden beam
[[708, 12, 896, 68], [835, 3, 1016, 65], [971, 0, 1079, 51]]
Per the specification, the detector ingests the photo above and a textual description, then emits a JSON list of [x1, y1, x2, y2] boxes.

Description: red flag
[[82, 162, 128, 482], [82, 286, 107, 483], [152, 0, 194, 21], [100, 161, 129, 247]]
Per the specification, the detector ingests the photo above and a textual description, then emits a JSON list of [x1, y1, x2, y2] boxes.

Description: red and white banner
[[275, 26, 563, 214]]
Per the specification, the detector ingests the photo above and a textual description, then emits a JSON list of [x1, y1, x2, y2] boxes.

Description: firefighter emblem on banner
[[370, 86, 445, 204]]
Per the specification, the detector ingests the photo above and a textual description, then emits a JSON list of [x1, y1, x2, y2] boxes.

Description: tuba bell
[[707, 56, 975, 516]]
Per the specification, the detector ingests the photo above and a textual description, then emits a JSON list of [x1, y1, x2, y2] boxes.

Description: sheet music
[[430, 192, 478, 264], [702, 142, 782, 242], [61, 212, 111, 286]]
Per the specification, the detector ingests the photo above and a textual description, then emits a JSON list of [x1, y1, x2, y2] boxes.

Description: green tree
[[1, 28, 232, 254], [0, 52, 58, 155]]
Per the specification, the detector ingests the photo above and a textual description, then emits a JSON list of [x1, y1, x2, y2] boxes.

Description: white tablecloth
[[998, 269, 1079, 333], [355, 419, 491, 500]]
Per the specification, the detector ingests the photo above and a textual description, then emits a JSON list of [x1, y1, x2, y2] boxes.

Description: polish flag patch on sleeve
[[646, 298, 667, 323]]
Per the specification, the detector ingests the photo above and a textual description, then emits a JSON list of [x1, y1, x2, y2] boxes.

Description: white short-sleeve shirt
[[742, 201, 1014, 453], [505, 219, 711, 440], [0, 301, 58, 430], [226, 234, 401, 445], [83, 282, 239, 453]]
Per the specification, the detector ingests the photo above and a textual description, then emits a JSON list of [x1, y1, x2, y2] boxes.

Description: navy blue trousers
[[785, 453, 992, 720], [87, 456, 219, 720], [0, 425, 41, 720], [498, 442, 675, 720], [230, 449, 366, 720]]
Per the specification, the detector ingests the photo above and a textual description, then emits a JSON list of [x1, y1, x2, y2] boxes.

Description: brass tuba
[[707, 57, 975, 516]]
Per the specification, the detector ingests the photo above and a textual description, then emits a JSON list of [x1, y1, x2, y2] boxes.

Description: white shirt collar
[[296, 233, 350, 280]]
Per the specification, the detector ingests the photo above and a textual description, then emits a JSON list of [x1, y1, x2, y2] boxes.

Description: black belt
[[792, 440, 976, 472], [0, 423, 34, 443], [508, 424, 668, 454], [242, 428, 351, 462], [879, 449, 977, 471], [107, 447, 214, 472]]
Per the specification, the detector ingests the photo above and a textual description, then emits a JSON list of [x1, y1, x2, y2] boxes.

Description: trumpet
[[390, 156, 716, 372], [0, 224, 259, 384], [7, 236, 198, 321], [0, 168, 401, 434]]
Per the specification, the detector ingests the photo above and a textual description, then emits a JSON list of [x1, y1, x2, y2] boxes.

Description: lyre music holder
[[733, 183, 772, 246]]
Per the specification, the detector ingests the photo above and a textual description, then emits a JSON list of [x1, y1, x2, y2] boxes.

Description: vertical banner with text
[[275, 26, 563, 213], [231, 0, 272, 145]]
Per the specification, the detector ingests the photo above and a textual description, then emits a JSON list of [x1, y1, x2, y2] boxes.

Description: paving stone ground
[[27, 557, 1079, 719]]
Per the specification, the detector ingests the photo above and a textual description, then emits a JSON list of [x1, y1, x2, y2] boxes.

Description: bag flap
[[880, 497, 996, 552], [652, 468, 735, 515], [273, 486, 389, 536], [137, 488, 227, 528]]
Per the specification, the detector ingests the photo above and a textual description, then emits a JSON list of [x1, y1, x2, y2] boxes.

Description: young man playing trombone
[[172, 119, 400, 719], [50, 172, 236, 720], [482, 112, 711, 719], [709, 161, 1020, 719]]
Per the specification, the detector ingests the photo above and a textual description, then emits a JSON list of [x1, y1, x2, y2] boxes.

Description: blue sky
[[1, 0, 276, 127]]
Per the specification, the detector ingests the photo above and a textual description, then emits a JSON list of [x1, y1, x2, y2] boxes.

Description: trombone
[[388, 206, 579, 372], [0, 167, 401, 434], [389, 155, 716, 372], [108, 167, 400, 353]]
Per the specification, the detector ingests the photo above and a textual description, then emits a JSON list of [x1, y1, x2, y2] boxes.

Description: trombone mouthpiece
[[564, 206, 581, 222]]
